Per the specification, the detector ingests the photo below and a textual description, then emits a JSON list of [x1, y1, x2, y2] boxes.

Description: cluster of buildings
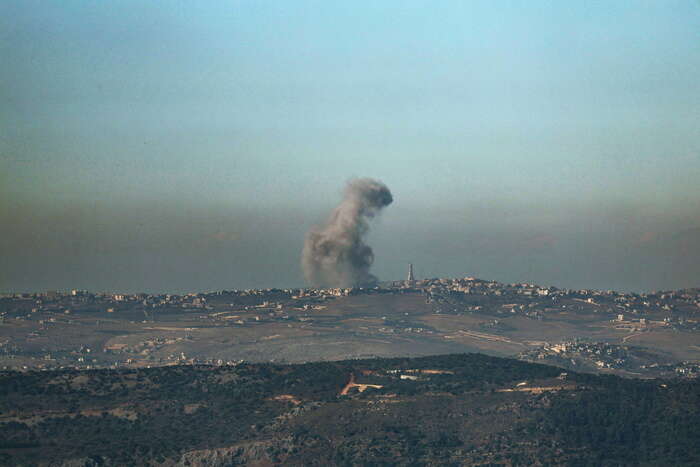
[[411, 276, 700, 324], [520, 340, 635, 370], [518, 340, 700, 378]]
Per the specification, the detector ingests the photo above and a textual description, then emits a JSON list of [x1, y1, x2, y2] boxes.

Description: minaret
[[407, 263, 415, 282]]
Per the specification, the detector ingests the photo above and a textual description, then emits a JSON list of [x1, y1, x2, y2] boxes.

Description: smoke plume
[[302, 178, 393, 288]]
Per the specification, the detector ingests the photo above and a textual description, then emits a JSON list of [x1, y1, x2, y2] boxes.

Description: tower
[[407, 263, 415, 282]]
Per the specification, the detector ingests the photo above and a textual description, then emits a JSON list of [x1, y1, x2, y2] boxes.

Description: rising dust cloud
[[302, 178, 393, 288]]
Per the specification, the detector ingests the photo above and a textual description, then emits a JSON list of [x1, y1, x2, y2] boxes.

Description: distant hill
[[1, 353, 699, 466]]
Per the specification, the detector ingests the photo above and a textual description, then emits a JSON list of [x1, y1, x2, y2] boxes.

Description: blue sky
[[2, 1, 699, 292]]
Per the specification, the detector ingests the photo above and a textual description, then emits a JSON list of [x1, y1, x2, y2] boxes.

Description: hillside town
[[1, 276, 699, 376]]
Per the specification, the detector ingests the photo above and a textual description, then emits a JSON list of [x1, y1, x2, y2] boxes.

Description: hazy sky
[[2, 1, 699, 293]]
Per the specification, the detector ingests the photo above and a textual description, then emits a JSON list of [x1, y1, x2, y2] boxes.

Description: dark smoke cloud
[[302, 178, 393, 288]]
